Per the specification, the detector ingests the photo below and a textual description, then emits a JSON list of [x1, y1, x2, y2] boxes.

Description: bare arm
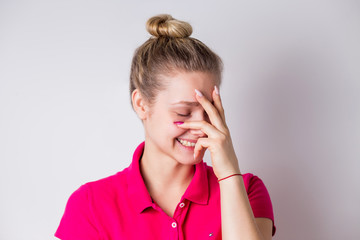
[[220, 175, 273, 240]]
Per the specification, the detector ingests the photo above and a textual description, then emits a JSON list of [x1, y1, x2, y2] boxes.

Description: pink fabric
[[55, 141, 276, 240]]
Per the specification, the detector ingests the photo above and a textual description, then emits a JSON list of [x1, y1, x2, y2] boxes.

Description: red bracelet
[[217, 173, 242, 182]]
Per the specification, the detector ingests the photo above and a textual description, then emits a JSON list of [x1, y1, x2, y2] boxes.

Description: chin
[[180, 158, 203, 165]]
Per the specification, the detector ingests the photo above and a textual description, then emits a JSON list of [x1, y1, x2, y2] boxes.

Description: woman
[[55, 14, 276, 240]]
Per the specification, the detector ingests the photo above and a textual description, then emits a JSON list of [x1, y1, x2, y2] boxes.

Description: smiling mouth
[[176, 138, 196, 147]]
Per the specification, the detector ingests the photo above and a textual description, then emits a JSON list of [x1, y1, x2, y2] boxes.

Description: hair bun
[[146, 14, 193, 38]]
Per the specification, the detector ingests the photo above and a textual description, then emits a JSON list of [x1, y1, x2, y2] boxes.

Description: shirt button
[[179, 202, 185, 208], [172, 222, 177, 228]]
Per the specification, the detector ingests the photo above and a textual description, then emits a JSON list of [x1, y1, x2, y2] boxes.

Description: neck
[[140, 141, 195, 195]]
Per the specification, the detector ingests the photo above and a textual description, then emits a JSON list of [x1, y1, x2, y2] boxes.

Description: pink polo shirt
[[55, 141, 276, 239]]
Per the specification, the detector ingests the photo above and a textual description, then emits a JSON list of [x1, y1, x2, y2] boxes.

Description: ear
[[131, 89, 149, 120]]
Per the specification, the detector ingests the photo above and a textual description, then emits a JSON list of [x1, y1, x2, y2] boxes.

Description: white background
[[1, 0, 359, 239]]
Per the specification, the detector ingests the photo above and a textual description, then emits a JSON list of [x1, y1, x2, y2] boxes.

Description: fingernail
[[214, 86, 219, 95], [193, 153, 196, 159], [194, 89, 203, 97], [174, 121, 184, 125]]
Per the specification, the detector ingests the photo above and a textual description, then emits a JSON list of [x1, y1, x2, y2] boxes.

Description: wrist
[[217, 172, 242, 182], [216, 165, 241, 180]]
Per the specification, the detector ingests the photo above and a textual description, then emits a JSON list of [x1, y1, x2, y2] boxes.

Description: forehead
[[158, 71, 217, 104]]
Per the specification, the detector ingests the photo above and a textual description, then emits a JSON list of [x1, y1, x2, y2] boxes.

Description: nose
[[191, 108, 210, 121], [188, 110, 209, 137]]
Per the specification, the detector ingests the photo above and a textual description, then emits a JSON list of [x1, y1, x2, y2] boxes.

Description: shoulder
[[68, 167, 130, 204], [241, 172, 276, 236], [55, 167, 132, 239], [241, 173, 265, 192]]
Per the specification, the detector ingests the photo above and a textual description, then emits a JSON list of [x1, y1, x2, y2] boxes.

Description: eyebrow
[[171, 100, 214, 106], [171, 101, 200, 106]]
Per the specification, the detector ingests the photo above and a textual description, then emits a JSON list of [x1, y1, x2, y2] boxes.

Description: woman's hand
[[176, 86, 241, 179]]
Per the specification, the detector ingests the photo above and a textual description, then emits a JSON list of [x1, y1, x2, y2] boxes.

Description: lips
[[176, 138, 197, 147], [177, 138, 197, 143]]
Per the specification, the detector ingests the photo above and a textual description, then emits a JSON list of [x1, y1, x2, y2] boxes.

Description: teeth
[[177, 138, 196, 147]]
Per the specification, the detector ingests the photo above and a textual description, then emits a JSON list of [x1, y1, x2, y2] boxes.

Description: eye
[[176, 113, 190, 117]]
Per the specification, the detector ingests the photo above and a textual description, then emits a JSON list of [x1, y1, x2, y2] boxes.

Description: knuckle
[[217, 133, 227, 142]]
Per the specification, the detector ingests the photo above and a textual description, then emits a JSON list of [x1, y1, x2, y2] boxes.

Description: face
[[142, 71, 217, 165]]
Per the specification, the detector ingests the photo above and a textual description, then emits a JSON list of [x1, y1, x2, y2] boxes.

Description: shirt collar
[[127, 141, 154, 214], [182, 158, 209, 205], [127, 141, 209, 214]]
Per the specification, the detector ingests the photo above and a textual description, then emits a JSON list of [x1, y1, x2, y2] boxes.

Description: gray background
[[1, 0, 359, 239]]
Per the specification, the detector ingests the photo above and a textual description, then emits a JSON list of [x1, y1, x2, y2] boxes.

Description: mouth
[[176, 138, 196, 148]]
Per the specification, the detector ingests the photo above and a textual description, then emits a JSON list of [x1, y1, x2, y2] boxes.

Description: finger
[[213, 86, 226, 123], [193, 140, 205, 161], [195, 148, 206, 162], [189, 128, 207, 137], [176, 120, 222, 138], [194, 89, 227, 133], [194, 138, 213, 161]]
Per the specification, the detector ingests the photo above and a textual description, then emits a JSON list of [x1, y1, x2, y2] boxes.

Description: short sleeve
[[55, 184, 100, 240], [246, 174, 276, 236]]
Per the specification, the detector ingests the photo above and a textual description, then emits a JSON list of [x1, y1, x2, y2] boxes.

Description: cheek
[[170, 122, 187, 136]]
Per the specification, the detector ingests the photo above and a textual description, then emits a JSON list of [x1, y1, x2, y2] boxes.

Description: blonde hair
[[130, 14, 223, 108]]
